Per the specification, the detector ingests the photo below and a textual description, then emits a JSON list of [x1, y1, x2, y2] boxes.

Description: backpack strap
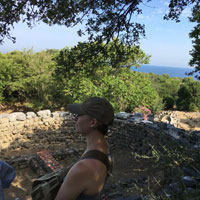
[[80, 150, 113, 176]]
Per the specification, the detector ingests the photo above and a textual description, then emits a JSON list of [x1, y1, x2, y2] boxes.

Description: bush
[[176, 78, 200, 111], [189, 103, 199, 112], [163, 97, 174, 110]]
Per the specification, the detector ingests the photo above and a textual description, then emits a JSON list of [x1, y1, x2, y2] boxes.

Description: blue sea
[[131, 65, 198, 80]]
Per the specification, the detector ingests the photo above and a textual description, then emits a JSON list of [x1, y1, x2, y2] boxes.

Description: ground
[[176, 111, 200, 131], [2, 111, 200, 199], [4, 149, 164, 200]]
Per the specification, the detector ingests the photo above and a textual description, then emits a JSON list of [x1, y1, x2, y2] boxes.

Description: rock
[[9, 112, 26, 121], [128, 113, 144, 123], [141, 120, 153, 124], [181, 176, 198, 188], [128, 117, 143, 124], [158, 189, 172, 199], [194, 144, 200, 149], [7, 114, 16, 122], [157, 122, 168, 130], [147, 114, 154, 121], [183, 167, 200, 178], [128, 117, 142, 123], [0, 114, 10, 119], [59, 112, 69, 117], [16, 113, 26, 121], [52, 112, 60, 118], [115, 112, 131, 120], [133, 112, 144, 119], [26, 112, 37, 119], [37, 110, 51, 119], [167, 128, 180, 139]]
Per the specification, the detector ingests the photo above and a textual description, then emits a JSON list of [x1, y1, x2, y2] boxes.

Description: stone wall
[[1, 110, 200, 158], [0, 110, 150, 157], [0, 110, 81, 156]]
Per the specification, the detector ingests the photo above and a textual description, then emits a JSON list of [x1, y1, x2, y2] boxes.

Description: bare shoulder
[[67, 159, 95, 178], [71, 158, 106, 176]]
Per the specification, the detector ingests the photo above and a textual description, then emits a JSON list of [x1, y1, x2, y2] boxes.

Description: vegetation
[[147, 73, 200, 112], [188, 4, 200, 80], [176, 77, 200, 111], [0, 41, 199, 113], [0, 1, 197, 44], [0, 0, 200, 79], [147, 73, 182, 110]]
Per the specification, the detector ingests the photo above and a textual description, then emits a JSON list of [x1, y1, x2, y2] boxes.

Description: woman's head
[[67, 97, 114, 135]]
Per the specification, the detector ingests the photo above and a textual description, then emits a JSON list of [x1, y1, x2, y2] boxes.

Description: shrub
[[163, 97, 174, 110]]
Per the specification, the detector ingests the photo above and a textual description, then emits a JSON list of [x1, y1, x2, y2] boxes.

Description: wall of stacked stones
[[0, 110, 79, 156], [0, 110, 153, 157]]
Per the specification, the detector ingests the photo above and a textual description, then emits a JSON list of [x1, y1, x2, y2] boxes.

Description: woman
[[55, 97, 114, 200]]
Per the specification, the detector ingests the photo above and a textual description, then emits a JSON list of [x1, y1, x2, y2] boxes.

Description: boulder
[[26, 112, 37, 119], [115, 112, 131, 120], [9, 112, 26, 121], [37, 110, 51, 119], [0, 114, 10, 119]]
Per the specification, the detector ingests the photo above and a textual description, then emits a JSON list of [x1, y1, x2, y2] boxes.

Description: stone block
[[9, 112, 26, 121], [58, 111, 69, 117], [17, 113, 26, 121], [26, 112, 37, 119], [52, 112, 60, 118], [0, 113, 10, 119], [115, 112, 131, 120], [37, 110, 51, 118]]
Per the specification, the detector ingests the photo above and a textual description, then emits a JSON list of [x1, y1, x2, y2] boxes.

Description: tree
[[148, 73, 182, 109], [0, 0, 199, 45], [187, 4, 200, 80], [55, 39, 150, 80], [54, 40, 151, 107], [0, 50, 27, 102], [1, 1, 199, 80], [176, 77, 200, 111], [0, 49, 57, 109], [60, 66, 160, 112]]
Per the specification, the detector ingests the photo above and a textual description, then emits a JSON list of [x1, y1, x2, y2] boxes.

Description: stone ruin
[[1, 110, 200, 199]]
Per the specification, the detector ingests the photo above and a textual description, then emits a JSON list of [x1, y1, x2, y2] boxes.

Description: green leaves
[[55, 39, 150, 79], [188, 4, 200, 80], [0, 0, 195, 45], [54, 40, 155, 112], [0, 49, 57, 108], [176, 77, 200, 111]]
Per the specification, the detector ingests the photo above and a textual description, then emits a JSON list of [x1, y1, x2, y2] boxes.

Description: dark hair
[[87, 115, 110, 135], [96, 123, 108, 135]]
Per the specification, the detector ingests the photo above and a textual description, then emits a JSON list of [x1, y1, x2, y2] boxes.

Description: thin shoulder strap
[[80, 150, 111, 172]]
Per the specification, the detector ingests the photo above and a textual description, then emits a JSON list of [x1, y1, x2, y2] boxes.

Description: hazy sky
[[0, 0, 195, 68]]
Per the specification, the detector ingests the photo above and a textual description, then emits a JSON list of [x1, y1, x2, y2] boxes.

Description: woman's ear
[[89, 118, 98, 128]]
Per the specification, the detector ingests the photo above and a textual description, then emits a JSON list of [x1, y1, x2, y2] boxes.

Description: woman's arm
[[55, 161, 90, 200]]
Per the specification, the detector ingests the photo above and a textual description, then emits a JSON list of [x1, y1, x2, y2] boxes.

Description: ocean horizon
[[131, 65, 198, 80]]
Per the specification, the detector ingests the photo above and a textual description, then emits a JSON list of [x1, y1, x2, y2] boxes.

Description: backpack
[[31, 150, 113, 200]]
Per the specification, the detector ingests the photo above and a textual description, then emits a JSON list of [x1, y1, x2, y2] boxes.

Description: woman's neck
[[85, 130, 109, 154]]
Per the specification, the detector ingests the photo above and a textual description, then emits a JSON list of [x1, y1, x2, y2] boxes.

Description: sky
[[0, 0, 196, 68]]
